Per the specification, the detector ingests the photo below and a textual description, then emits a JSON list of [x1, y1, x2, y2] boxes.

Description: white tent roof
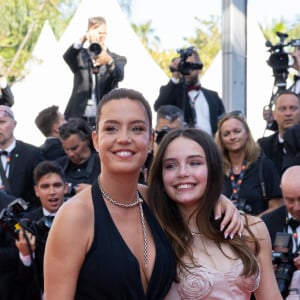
[[12, 0, 168, 146], [58, 0, 167, 104], [12, 20, 68, 145]]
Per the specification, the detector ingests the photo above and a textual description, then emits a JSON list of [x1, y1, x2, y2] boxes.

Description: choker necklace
[[99, 183, 142, 208], [98, 179, 148, 268]]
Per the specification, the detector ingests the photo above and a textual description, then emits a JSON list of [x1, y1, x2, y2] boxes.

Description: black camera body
[[155, 126, 171, 145], [169, 47, 203, 75], [272, 232, 297, 298], [266, 32, 300, 88], [66, 182, 77, 198], [0, 198, 52, 244]]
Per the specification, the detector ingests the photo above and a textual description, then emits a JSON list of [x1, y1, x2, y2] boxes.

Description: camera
[[272, 232, 297, 298], [0, 198, 52, 244], [155, 127, 171, 145], [88, 43, 102, 60], [169, 47, 203, 75], [66, 182, 77, 198], [233, 198, 252, 214], [266, 32, 300, 88]]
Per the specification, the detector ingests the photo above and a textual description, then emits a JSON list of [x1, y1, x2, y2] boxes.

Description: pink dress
[[166, 259, 260, 300]]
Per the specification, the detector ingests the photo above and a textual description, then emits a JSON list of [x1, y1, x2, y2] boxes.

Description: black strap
[[259, 156, 267, 201], [0, 157, 11, 194]]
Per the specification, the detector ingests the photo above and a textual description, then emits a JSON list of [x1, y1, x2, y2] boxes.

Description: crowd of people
[[1, 13, 300, 300]]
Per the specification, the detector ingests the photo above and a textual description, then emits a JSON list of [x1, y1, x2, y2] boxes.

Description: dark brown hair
[[148, 128, 259, 277]]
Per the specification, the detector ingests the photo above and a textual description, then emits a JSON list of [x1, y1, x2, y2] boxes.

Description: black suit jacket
[[257, 132, 285, 175], [154, 80, 225, 134], [18, 207, 48, 300], [63, 45, 127, 119], [0, 193, 33, 300], [282, 124, 300, 171], [39, 137, 65, 161], [7, 140, 44, 209], [261, 205, 288, 246], [0, 86, 14, 107]]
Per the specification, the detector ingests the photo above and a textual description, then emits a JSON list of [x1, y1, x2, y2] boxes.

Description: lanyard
[[229, 160, 247, 200]]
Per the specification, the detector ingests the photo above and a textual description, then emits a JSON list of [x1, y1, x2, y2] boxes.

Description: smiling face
[[162, 136, 208, 211], [219, 117, 249, 153], [93, 98, 153, 176]]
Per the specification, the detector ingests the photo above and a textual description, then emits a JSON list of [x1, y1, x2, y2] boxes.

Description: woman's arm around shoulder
[[44, 187, 94, 300]]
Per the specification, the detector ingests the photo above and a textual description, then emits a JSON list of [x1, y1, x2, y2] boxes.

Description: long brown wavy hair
[[148, 128, 260, 277]]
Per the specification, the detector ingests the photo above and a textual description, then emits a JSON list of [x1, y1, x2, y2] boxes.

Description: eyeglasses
[[218, 110, 244, 122]]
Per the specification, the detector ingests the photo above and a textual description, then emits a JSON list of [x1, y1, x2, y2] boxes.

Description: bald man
[[262, 166, 300, 270], [262, 166, 300, 297]]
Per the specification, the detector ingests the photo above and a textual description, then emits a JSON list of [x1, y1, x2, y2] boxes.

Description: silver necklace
[[99, 183, 141, 208], [98, 180, 148, 268]]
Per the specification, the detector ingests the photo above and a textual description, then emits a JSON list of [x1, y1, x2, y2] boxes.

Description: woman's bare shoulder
[[245, 215, 269, 238], [56, 187, 94, 226]]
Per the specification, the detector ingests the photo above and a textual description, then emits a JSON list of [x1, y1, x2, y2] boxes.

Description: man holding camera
[[63, 16, 127, 127], [154, 48, 225, 136], [262, 165, 300, 297], [15, 161, 68, 299]]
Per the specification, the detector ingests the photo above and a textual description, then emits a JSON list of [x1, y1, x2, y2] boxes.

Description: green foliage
[[132, 15, 221, 76], [0, 0, 78, 82], [1, 0, 300, 86]]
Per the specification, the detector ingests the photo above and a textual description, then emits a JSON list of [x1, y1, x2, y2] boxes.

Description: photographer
[[263, 34, 300, 132], [154, 47, 225, 135], [15, 161, 68, 299], [56, 118, 101, 198], [258, 90, 300, 176], [262, 165, 300, 298], [63, 16, 127, 127]]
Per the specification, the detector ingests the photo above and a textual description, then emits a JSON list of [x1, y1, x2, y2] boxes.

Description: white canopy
[[12, 0, 167, 145]]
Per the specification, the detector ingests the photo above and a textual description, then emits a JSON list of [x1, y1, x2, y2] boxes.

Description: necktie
[[294, 75, 300, 82], [44, 215, 55, 228], [288, 218, 300, 232], [0, 150, 8, 156], [187, 84, 201, 92]]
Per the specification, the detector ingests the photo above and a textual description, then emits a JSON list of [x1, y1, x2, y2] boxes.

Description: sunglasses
[[218, 110, 244, 122]]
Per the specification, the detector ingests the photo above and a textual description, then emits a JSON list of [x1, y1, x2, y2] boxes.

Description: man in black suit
[[0, 105, 44, 209], [15, 161, 68, 299], [258, 90, 300, 176], [262, 166, 300, 297], [282, 124, 300, 170], [63, 16, 127, 127], [35, 105, 66, 161], [154, 48, 225, 135]]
